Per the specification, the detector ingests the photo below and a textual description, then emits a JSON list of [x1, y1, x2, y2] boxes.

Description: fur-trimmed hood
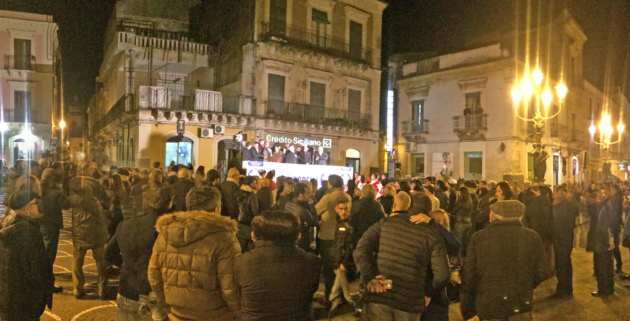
[[155, 210, 238, 248]]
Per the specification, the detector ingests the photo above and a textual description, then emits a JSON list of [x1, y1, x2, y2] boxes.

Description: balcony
[[91, 94, 133, 136], [570, 129, 585, 149], [4, 55, 35, 70], [402, 120, 429, 143], [259, 23, 373, 67], [550, 123, 569, 142], [453, 114, 487, 140], [136, 86, 254, 115], [117, 32, 211, 55], [264, 100, 372, 130]]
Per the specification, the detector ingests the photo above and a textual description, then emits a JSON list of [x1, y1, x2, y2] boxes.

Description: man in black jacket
[[105, 186, 173, 320], [234, 210, 321, 321], [476, 181, 497, 230], [242, 142, 254, 162], [519, 182, 536, 207], [588, 189, 616, 297], [329, 197, 356, 318], [354, 191, 449, 319], [460, 200, 548, 321], [349, 184, 385, 247], [314, 146, 328, 165], [435, 180, 450, 212], [284, 183, 318, 251], [219, 168, 241, 219], [257, 178, 273, 212], [283, 145, 298, 164], [40, 169, 67, 293], [170, 168, 195, 212], [523, 186, 555, 276], [552, 186, 580, 298], [129, 169, 150, 213], [234, 176, 260, 252], [251, 142, 263, 162], [0, 189, 53, 321]]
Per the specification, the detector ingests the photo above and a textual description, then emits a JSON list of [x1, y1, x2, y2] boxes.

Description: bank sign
[[243, 161, 353, 187], [265, 135, 332, 149]]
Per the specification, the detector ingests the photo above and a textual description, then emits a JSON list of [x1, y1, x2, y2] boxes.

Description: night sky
[[1, 0, 629, 107]]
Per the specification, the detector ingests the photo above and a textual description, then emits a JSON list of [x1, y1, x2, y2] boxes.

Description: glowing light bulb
[[532, 69, 543, 85], [511, 87, 522, 105], [619, 123, 625, 134], [589, 125, 596, 136], [0, 122, 8, 133], [521, 76, 533, 99], [541, 89, 553, 107], [556, 83, 567, 100], [59, 120, 66, 129]]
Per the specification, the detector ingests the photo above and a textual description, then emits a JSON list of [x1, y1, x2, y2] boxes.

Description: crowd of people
[[240, 140, 329, 165], [0, 156, 629, 321]]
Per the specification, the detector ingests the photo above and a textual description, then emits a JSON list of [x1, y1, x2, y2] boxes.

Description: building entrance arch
[[346, 148, 360, 174], [165, 136, 194, 167]]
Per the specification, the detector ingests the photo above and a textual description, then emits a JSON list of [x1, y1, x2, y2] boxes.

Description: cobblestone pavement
[[2, 189, 630, 320]]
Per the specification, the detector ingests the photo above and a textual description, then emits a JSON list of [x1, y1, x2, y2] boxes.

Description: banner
[[243, 161, 353, 187], [432, 152, 453, 179]]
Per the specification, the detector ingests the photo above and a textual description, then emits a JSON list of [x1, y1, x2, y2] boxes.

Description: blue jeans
[[364, 303, 421, 321]]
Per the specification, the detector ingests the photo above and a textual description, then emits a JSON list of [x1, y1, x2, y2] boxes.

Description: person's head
[[510, 180, 519, 190], [251, 210, 301, 244], [399, 180, 411, 193], [458, 186, 472, 204], [384, 184, 396, 197], [412, 183, 423, 193], [296, 146, 302, 152], [254, 142, 260, 149], [430, 209, 450, 231], [320, 180, 328, 189], [274, 143, 281, 151], [478, 187, 488, 198], [206, 169, 220, 184], [354, 172, 359, 179], [556, 186, 570, 201], [381, 174, 387, 180], [310, 178, 318, 190], [359, 175, 366, 183], [586, 192, 599, 205], [371, 173, 378, 181], [495, 181, 513, 200], [361, 184, 377, 199], [328, 175, 343, 189], [289, 145, 295, 152], [186, 186, 221, 213], [395, 180, 400, 189], [9, 189, 40, 218], [196, 166, 205, 175], [143, 186, 175, 213], [479, 180, 487, 187], [294, 183, 310, 201], [38, 158, 49, 169], [259, 178, 269, 188], [347, 179, 357, 191], [489, 200, 525, 222], [264, 170, 273, 180], [177, 167, 191, 180], [523, 182, 531, 190], [246, 142, 252, 149], [227, 168, 240, 181], [149, 168, 163, 185], [425, 185, 436, 196], [153, 161, 160, 169], [335, 197, 351, 220], [487, 181, 497, 190], [239, 168, 247, 176], [246, 176, 260, 190], [436, 180, 447, 191], [91, 160, 98, 168], [392, 191, 412, 212], [318, 146, 323, 153], [131, 168, 140, 176]]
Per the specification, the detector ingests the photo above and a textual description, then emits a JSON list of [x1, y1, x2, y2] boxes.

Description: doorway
[[13, 138, 34, 161], [345, 149, 360, 173], [165, 136, 193, 167]]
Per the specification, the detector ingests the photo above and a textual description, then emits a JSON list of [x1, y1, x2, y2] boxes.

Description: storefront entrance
[[345, 149, 360, 174], [165, 136, 193, 167], [13, 138, 35, 161]]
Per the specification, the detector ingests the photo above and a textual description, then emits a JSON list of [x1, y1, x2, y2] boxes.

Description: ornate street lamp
[[589, 113, 624, 180], [512, 67, 567, 185]]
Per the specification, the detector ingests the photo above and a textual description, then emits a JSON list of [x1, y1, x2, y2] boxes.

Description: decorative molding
[[457, 77, 488, 92], [344, 6, 370, 24], [262, 59, 293, 75], [406, 86, 430, 100], [308, 0, 336, 10], [305, 68, 334, 84], [343, 75, 369, 89]]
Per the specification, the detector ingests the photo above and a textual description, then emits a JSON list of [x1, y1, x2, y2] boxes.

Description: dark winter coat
[[476, 188, 497, 229], [39, 181, 66, 230], [552, 198, 580, 247], [251, 147, 263, 162], [0, 214, 53, 321], [105, 207, 164, 300], [314, 151, 328, 165], [334, 218, 355, 269], [129, 177, 150, 213], [379, 195, 394, 215], [284, 199, 318, 251], [242, 147, 254, 162], [257, 186, 273, 212], [234, 185, 259, 241], [170, 178, 195, 212], [271, 150, 284, 163], [587, 199, 617, 253], [451, 201, 473, 224], [283, 151, 298, 164], [460, 220, 548, 320], [435, 189, 449, 212], [314, 186, 328, 204], [523, 195, 554, 244], [62, 189, 109, 249], [349, 197, 385, 247], [586, 202, 605, 252], [519, 189, 536, 207], [354, 212, 449, 314], [218, 179, 240, 220], [234, 241, 320, 321]]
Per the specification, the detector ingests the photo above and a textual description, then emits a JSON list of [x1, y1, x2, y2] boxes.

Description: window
[[349, 21, 363, 59], [70, 120, 83, 138], [14, 91, 32, 123], [411, 100, 424, 126], [166, 136, 193, 167], [267, 74, 286, 115], [310, 82, 326, 107], [464, 152, 483, 180], [465, 92, 481, 113], [269, 0, 287, 35], [14, 39, 31, 70], [347, 89, 361, 123], [129, 138, 135, 165], [410, 153, 424, 177], [311, 9, 329, 47], [346, 149, 360, 174]]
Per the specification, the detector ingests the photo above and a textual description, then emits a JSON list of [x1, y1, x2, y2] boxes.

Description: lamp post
[[589, 113, 624, 181], [512, 67, 567, 185], [59, 120, 66, 160]]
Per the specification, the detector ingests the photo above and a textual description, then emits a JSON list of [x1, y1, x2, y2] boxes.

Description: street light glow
[[0, 122, 8, 133], [521, 76, 533, 99], [556, 83, 567, 100], [618, 123, 625, 134], [532, 69, 543, 85], [589, 124, 596, 136], [541, 89, 552, 107], [59, 120, 66, 129], [511, 87, 522, 105]]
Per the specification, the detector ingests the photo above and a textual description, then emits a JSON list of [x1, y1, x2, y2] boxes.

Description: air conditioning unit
[[198, 128, 213, 138], [213, 125, 225, 135], [406, 142, 416, 153]]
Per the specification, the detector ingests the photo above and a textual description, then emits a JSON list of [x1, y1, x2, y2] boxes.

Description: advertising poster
[[432, 152, 453, 179], [243, 161, 353, 187]]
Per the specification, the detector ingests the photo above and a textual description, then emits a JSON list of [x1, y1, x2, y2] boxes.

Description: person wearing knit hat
[[460, 199, 548, 321]]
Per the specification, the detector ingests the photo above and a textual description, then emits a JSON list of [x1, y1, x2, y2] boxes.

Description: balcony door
[[311, 9, 329, 47], [347, 89, 361, 123], [14, 91, 32, 123], [268, 74, 285, 114], [309, 82, 326, 119], [269, 0, 287, 35], [14, 39, 31, 70], [349, 21, 363, 60], [411, 99, 424, 132]]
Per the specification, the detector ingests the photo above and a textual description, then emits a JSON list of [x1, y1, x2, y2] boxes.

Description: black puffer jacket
[[39, 180, 66, 230], [218, 179, 240, 219], [354, 212, 449, 314], [234, 185, 259, 241], [169, 179, 195, 212], [284, 199, 318, 251], [349, 197, 385, 247], [379, 195, 394, 215], [460, 221, 548, 320], [451, 201, 472, 223], [523, 195, 554, 244], [234, 241, 321, 321]]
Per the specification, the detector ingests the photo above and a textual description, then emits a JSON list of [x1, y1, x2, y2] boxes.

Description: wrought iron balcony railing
[[550, 123, 569, 141], [91, 94, 133, 136], [264, 100, 372, 130], [259, 22, 374, 66], [4, 55, 36, 70], [402, 120, 429, 135], [453, 114, 487, 133]]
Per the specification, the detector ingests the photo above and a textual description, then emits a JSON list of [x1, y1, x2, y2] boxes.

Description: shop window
[[410, 153, 424, 177], [464, 151, 482, 180], [166, 136, 193, 167]]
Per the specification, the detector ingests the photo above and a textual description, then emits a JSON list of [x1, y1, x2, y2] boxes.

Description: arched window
[[345, 148, 360, 174], [129, 138, 135, 166]]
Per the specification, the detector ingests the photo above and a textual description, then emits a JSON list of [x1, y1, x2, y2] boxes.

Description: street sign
[[177, 120, 185, 134], [50, 138, 57, 148]]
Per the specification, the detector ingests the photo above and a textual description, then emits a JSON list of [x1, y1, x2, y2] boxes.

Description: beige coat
[[315, 187, 351, 240], [148, 210, 241, 321]]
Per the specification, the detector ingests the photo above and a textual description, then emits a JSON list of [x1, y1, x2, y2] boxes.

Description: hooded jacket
[[148, 210, 241, 321], [315, 187, 351, 241], [219, 178, 240, 220], [284, 199, 318, 251], [234, 185, 259, 241], [62, 186, 109, 249], [0, 214, 53, 321]]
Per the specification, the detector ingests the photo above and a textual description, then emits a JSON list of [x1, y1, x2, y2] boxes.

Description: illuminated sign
[[386, 90, 394, 152], [265, 135, 332, 148]]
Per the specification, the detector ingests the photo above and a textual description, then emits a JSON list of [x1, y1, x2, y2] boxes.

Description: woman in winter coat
[[349, 184, 385, 247], [271, 144, 284, 163], [235, 176, 261, 252], [379, 184, 396, 216], [106, 174, 126, 236]]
